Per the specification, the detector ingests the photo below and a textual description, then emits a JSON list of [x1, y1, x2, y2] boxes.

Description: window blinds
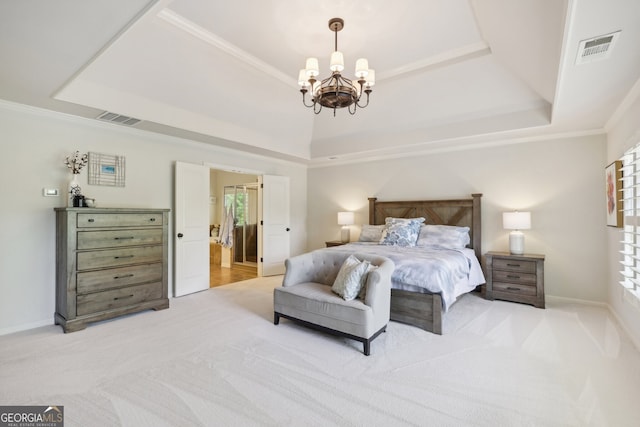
[[620, 146, 640, 297]]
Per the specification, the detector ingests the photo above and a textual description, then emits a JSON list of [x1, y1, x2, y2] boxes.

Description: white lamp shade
[[355, 58, 369, 78], [365, 69, 375, 86], [337, 211, 355, 225], [503, 211, 531, 230], [330, 51, 344, 72], [297, 69, 309, 87], [305, 57, 319, 77]]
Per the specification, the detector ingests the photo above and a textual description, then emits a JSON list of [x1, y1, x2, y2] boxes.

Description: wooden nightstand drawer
[[484, 251, 545, 308], [492, 258, 536, 273], [492, 269, 536, 285], [493, 281, 537, 296]]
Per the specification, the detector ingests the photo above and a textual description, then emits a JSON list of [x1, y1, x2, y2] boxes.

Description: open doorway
[[209, 169, 258, 287]]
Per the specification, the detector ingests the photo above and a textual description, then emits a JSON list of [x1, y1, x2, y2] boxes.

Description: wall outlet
[[43, 188, 59, 197]]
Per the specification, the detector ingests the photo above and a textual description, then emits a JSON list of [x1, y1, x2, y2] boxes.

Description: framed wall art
[[88, 152, 126, 187], [606, 160, 623, 227]]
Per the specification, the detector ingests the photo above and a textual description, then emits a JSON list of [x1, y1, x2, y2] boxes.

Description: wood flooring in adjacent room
[[210, 262, 257, 287]]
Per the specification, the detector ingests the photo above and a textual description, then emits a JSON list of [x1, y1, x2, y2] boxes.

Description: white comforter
[[325, 243, 485, 311]]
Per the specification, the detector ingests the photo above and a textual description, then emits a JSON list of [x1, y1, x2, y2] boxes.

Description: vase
[[68, 174, 81, 207]]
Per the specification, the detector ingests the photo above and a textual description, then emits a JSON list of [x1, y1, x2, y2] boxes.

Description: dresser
[[54, 208, 170, 332], [484, 251, 545, 308]]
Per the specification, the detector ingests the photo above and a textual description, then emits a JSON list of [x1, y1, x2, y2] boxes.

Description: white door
[[260, 175, 290, 276], [174, 161, 210, 296]]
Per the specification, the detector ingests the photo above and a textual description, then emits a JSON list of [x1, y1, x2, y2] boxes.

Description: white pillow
[[332, 255, 371, 301], [379, 217, 424, 247], [416, 224, 470, 248], [358, 224, 385, 242]]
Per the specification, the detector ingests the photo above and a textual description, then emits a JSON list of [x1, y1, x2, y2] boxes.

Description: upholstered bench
[[274, 250, 394, 355]]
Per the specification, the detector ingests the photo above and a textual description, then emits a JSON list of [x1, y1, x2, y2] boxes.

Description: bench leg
[[274, 312, 280, 325]]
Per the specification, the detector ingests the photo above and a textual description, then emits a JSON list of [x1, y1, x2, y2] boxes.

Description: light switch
[[43, 188, 60, 197]]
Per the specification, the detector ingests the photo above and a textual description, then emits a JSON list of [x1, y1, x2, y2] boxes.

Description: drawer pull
[[506, 263, 521, 267], [114, 236, 135, 240], [114, 255, 135, 259], [507, 286, 521, 291], [149, 218, 156, 222], [114, 294, 134, 301], [114, 274, 135, 279], [88, 218, 95, 222], [507, 275, 521, 279]]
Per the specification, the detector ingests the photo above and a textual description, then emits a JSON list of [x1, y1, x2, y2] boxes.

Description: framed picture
[[606, 160, 623, 227], [88, 152, 125, 187]]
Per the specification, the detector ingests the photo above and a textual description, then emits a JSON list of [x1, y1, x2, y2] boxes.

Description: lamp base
[[509, 231, 525, 255], [341, 226, 350, 243]]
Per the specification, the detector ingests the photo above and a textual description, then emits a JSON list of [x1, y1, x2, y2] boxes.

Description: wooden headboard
[[368, 193, 483, 260]]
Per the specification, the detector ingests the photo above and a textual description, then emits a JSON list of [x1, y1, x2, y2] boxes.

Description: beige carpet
[[1, 276, 639, 426]]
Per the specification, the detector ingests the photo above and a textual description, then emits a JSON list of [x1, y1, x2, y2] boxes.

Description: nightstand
[[485, 251, 545, 308], [325, 240, 347, 247]]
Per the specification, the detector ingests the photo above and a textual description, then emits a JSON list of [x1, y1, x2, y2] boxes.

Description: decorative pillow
[[332, 255, 371, 301], [416, 224, 470, 248], [358, 224, 385, 242], [379, 217, 424, 247], [357, 264, 378, 300]]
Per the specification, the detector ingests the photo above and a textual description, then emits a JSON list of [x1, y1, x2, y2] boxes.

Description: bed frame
[[368, 193, 482, 334]]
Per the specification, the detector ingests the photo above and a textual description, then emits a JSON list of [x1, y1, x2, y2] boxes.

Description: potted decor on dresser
[[64, 150, 88, 207]]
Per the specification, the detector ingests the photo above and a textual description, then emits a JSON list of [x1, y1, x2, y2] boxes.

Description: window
[[619, 144, 640, 302]]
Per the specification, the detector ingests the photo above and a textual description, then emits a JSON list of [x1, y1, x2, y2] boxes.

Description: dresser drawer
[[77, 263, 163, 294], [493, 281, 537, 296], [76, 282, 163, 316], [77, 229, 163, 249], [77, 245, 163, 270], [77, 213, 164, 228], [492, 258, 536, 273], [492, 269, 536, 285]]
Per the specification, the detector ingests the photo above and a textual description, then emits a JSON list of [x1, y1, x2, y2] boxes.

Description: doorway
[[209, 170, 258, 287], [224, 184, 259, 266]]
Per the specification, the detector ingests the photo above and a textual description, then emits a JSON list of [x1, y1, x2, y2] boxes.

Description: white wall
[[0, 101, 307, 335], [308, 134, 607, 303], [606, 88, 640, 347]]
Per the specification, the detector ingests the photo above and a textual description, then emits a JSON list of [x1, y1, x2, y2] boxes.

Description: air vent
[[575, 31, 621, 65], [96, 111, 142, 126]]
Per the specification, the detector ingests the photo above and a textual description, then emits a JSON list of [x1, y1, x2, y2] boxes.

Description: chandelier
[[298, 18, 375, 116]]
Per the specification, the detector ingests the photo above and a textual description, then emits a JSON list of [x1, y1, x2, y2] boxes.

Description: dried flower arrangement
[[64, 151, 88, 174]]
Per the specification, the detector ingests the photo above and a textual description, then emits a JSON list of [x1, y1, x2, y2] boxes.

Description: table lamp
[[503, 211, 531, 255], [337, 211, 355, 243]]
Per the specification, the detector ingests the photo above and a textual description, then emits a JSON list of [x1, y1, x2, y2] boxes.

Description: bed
[[326, 193, 484, 334]]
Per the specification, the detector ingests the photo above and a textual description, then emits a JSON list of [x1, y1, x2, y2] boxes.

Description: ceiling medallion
[[298, 18, 375, 116]]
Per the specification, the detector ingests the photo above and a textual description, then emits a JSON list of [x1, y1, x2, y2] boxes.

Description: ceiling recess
[[575, 31, 621, 65], [96, 111, 142, 126]]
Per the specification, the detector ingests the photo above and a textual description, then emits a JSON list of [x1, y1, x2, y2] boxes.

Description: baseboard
[[0, 318, 53, 337], [546, 294, 640, 351]]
